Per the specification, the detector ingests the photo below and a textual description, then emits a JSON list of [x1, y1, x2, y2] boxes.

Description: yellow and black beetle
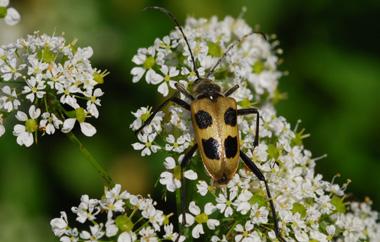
[[136, 7, 285, 241]]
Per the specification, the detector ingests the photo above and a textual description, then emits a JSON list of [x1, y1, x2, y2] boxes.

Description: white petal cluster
[[130, 15, 380, 241], [0, 0, 20, 25], [0, 32, 107, 146], [51, 184, 184, 242]]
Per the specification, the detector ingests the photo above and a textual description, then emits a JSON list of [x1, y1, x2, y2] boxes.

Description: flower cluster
[[0, 32, 108, 146], [51, 184, 185, 242], [0, 0, 20, 25], [130, 15, 380, 241]]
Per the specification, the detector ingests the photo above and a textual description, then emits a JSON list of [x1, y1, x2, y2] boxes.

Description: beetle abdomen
[[191, 96, 240, 185]]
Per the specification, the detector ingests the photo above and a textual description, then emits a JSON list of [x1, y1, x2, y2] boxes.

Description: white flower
[[71, 195, 100, 223], [61, 108, 96, 137], [12, 105, 41, 147], [326, 224, 335, 236], [165, 134, 191, 153], [159, 156, 198, 192], [150, 66, 179, 97], [84, 88, 103, 118], [79, 224, 104, 242], [168, 105, 190, 131], [0, 55, 23, 81], [141, 206, 164, 231], [0, 0, 20, 26], [1, 86, 21, 112], [56, 82, 79, 107], [118, 232, 136, 242], [234, 189, 254, 215], [130, 106, 163, 133], [216, 189, 237, 217], [196, 180, 210, 196], [39, 112, 63, 135], [27, 55, 49, 75], [132, 133, 160, 156], [4, 7, 20, 25], [138, 226, 157, 242], [22, 75, 46, 102], [235, 221, 259, 242], [130, 47, 156, 83], [179, 201, 220, 239], [101, 184, 129, 218], [105, 219, 118, 237], [50, 212, 69, 237], [163, 224, 185, 242], [45, 63, 65, 89], [0, 0, 9, 7], [250, 204, 269, 224]]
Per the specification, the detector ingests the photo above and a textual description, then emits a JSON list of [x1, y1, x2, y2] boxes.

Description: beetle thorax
[[193, 78, 222, 100]]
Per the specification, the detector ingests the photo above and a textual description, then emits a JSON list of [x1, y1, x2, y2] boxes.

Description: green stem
[[66, 132, 114, 187], [175, 187, 184, 236], [226, 220, 238, 238]]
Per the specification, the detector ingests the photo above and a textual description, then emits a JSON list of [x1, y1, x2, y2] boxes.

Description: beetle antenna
[[206, 32, 267, 78], [145, 6, 200, 80]]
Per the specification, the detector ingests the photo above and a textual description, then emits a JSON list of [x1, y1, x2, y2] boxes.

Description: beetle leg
[[237, 108, 260, 147], [224, 84, 239, 97], [240, 151, 285, 242], [135, 93, 190, 135], [179, 144, 198, 226]]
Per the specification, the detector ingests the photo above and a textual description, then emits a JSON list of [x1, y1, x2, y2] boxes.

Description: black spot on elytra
[[202, 138, 220, 160], [195, 110, 212, 129], [224, 136, 238, 158], [224, 107, 237, 126]]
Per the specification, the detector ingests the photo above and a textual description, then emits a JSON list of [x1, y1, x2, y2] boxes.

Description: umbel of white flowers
[[0, 0, 20, 25], [0, 33, 108, 146], [51, 15, 380, 242]]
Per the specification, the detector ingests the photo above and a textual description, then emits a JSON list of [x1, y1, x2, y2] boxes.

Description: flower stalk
[[66, 132, 114, 187]]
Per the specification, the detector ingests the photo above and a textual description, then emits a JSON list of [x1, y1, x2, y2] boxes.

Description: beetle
[[136, 6, 285, 241]]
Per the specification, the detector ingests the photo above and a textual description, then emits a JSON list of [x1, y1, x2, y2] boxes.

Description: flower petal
[[5, 8, 21, 26], [80, 122, 97, 137], [164, 157, 176, 170], [61, 118, 76, 133], [184, 170, 198, 180], [189, 201, 200, 215], [192, 224, 204, 239]]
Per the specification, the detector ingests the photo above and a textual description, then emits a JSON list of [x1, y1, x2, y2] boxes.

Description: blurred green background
[[0, 0, 379, 241]]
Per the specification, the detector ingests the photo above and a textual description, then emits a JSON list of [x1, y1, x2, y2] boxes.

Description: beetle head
[[193, 78, 222, 100]]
